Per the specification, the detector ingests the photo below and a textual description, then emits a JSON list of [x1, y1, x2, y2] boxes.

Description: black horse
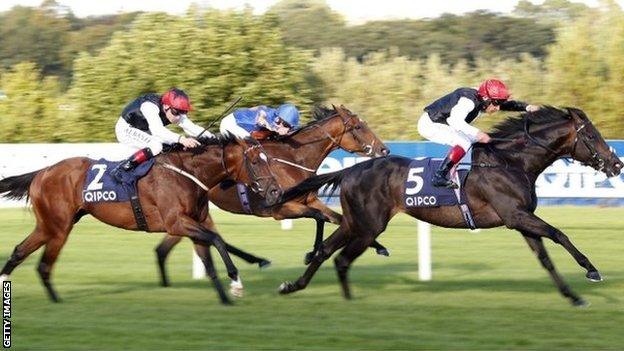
[[277, 107, 623, 306]]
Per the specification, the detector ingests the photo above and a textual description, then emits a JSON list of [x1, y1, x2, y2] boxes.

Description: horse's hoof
[[160, 281, 171, 287], [586, 270, 603, 282], [221, 298, 234, 306], [304, 252, 314, 265], [278, 281, 297, 295], [376, 248, 390, 257], [572, 298, 590, 308], [230, 279, 244, 298], [258, 260, 272, 269]]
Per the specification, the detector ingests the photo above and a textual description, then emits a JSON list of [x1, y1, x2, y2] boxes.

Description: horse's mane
[[489, 106, 573, 139]]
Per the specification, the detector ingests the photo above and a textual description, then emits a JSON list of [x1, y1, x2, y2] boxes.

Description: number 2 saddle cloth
[[82, 158, 155, 203]]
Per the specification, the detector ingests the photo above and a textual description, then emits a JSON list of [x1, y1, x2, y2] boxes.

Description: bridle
[[222, 142, 279, 193], [569, 118, 607, 171], [312, 111, 377, 157], [524, 112, 608, 171]]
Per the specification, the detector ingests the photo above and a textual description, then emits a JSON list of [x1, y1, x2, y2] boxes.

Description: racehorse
[[154, 105, 390, 287], [276, 107, 623, 306], [0, 136, 282, 304]]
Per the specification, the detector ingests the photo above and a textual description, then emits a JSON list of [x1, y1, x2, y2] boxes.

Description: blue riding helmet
[[276, 104, 300, 128]]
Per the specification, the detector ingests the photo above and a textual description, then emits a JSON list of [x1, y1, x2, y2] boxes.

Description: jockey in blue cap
[[220, 103, 300, 139]]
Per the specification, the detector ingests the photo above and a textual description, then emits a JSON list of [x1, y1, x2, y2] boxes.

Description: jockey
[[111, 88, 213, 180], [219, 103, 300, 139], [417, 79, 540, 188]]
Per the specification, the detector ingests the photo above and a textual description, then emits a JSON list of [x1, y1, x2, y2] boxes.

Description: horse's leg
[[508, 212, 601, 281], [224, 243, 271, 268], [154, 235, 183, 287], [305, 199, 389, 261], [279, 225, 349, 294], [36, 233, 70, 303], [304, 218, 325, 265], [192, 243, 231, 304], [0, 228, 47, 283], [334, 235, 374, 299], [197, 220, 243, 298], [166, 215, 238, 304], [522, 234, 587, 307]]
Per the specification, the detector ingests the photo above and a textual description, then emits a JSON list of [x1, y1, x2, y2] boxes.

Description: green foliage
[[66, 9, 316, 141], [1, 2, 624, 142], [0, 3, 71, 77], [267, 0, 345, 51], [544, 1, 624, 135], [0, 62, 63, 142]]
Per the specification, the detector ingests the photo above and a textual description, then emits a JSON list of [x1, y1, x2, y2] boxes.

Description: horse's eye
[[355, 125, 361, 130], [252, 159, 258, 165]]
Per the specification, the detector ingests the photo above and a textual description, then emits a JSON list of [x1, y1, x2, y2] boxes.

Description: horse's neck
[[163, 148, 229, 188], [477, 122, 572, 180], [271, 120, 340, 169]]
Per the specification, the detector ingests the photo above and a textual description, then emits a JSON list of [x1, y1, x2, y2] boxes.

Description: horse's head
[[565, 108, 623, 177], [325, 105, 389, 157], [235, 141, 282, 206]]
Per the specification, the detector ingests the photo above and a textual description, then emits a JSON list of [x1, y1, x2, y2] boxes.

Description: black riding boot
[[111, 148, 153, 182], [431, 156, 458, 189]]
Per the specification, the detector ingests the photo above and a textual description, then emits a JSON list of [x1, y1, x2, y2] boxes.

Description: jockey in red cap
[[417, 79, 541, 188], [111, 88, 213, 181]]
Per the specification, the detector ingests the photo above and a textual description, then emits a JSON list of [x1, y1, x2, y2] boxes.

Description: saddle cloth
[[82, 158, 154, 203], [403, 158, 469, 208]]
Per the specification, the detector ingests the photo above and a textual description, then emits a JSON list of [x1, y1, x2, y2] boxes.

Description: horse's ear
[[566, 107, 585, 121]]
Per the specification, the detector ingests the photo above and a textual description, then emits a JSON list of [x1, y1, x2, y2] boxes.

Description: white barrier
[[417, 220, 432, 281]]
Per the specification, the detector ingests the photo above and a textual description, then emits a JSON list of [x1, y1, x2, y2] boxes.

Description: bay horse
[[0, 136, 282, 304], [154, 105, 390, 287], [277, 107, 623, 306]]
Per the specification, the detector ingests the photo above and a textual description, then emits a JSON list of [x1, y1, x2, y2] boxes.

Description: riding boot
[[431, 156, 458, 188], [111, 148, 153, 182]]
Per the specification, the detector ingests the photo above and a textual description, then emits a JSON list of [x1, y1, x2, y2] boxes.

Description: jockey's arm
[[500, 100, 541, 112], [447, 97, 481, 142], [141, 102, 181, 144], [178, 115, 214, 139]]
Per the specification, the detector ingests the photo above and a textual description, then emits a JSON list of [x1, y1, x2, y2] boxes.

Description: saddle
[[403, 158, 476, 229], [83, 158, 155, 231]]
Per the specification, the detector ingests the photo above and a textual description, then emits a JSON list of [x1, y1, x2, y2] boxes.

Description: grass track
[[1, 206, 623, 350]]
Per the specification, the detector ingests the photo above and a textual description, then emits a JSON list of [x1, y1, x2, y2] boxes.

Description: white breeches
[[219, 114, 251, 139], [417, 112, 473, 151], [115, 118, 164, 155]]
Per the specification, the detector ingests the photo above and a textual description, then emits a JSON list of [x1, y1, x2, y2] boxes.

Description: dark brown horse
[[277, 107, 623, 306], [154, 105, 390, 287], [0, 136, 281, 304]]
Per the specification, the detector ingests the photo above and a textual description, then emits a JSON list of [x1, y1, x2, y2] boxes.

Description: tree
[[66, 9, 317, 141], [0, 62, 62, 142], [0, 2, 71, 78], [267, 0, 346, 52]]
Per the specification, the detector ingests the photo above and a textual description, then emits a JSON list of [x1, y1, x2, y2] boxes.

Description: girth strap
[[127, 185, 149, 231]]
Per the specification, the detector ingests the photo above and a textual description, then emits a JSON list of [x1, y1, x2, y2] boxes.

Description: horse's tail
[[0, 169, 42, 201], [279, 169, 347, 204]]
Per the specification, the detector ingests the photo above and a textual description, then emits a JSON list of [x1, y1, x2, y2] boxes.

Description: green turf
[[1, 206, 623, 350]]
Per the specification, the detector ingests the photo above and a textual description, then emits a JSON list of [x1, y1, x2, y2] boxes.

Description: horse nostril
[[381, 148, 389, 156]]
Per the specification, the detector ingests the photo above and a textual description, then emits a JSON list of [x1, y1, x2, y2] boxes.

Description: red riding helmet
[[477, 79, 510, 100], [161, 88, 192, 112]]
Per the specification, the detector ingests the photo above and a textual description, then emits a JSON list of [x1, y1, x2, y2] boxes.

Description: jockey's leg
[[418, 114, 472, 188], [432, 145, 465, 188], [111, 140, 161, 182]]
